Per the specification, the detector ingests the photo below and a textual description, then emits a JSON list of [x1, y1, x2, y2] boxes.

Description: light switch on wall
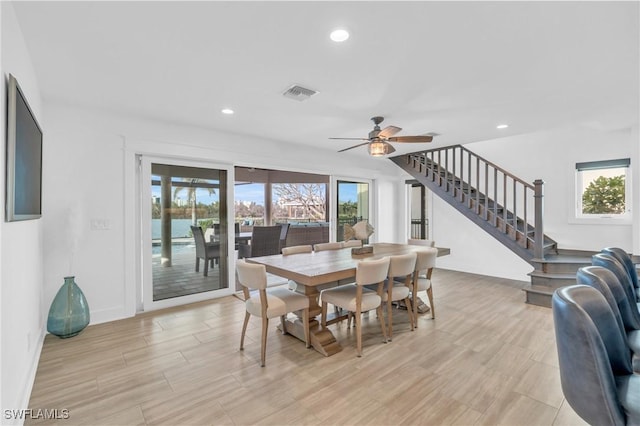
[[90, 219, 111, 230]]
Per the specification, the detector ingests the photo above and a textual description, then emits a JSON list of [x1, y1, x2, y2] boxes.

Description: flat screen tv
[[5, 73, 43, 221]]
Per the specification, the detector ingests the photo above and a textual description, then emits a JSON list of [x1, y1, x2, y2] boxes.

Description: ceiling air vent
[[282, 84, 318, 102]]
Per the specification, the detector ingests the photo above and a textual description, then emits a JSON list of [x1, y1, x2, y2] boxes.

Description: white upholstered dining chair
[[408, 248, 437, 322], [342, 240, 363, 248], [381, 252, 417, 340], [236, 260, 310, 367], [314, 242, 343, 251], [408, 238, 435, 248], [281, 245, 313, 255], [320, 257, 390, 357], [281, 245, 313, 291]]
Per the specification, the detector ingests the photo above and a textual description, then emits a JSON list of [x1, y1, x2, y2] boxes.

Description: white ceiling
[[11, 1, 640, 157]]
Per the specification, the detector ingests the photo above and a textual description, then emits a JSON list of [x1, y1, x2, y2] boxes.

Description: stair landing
[[524, 250, 594, 307]]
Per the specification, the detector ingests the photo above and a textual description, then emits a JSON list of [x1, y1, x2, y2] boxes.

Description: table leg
[[279, 317, 341, 356], [277, 283, 343, 356]]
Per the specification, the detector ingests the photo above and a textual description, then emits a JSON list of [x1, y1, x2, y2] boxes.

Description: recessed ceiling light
[[496, 124, 509, 129], [221, 108, 234, 115], [330, 29, 349, 42]]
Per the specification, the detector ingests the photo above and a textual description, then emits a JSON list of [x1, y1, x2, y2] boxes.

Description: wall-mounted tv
[[5, 73, 43, 222]]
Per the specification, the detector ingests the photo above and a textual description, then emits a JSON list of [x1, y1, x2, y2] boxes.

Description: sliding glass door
[[336, 180, 369, 242], [141, 157, 231, 310]]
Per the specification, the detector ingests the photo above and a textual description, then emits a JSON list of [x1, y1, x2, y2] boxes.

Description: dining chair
[[408, 248, 438, 322], [278, 223, 290, 252], [239, 225, 284, 258], [342, 240, 363, 248], [379, 252, 417, 340], [281, 245, 313, 291], [320, 257, 390, 357], [314, 242, 343, 251], [552, 285, 640, 425], [234, 222, 241, 250], [408, 238, 435, 248], [236, 260, 310, 367], [190, 226, 220, 277], [281, 245, 313, 255], [204, 226, 216, 243]]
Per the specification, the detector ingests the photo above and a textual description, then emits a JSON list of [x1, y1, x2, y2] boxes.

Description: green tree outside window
[[581, 175, 626, 214]]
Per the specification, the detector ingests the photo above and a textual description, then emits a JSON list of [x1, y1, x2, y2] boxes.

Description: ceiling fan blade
[[378, 125, 402, 138], [329, 137, 369, 141], [385, 143, 396, 154], [387, 135, 433, 143], [338, 142, 370, 152]]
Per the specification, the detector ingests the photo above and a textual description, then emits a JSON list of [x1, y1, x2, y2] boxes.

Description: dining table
[[246, 242, 450, 356], [208, 231, 252, 244], [235, 232, 252, 244]]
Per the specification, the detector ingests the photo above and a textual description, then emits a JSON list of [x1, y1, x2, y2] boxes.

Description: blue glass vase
[[47, 276, 90, 338]]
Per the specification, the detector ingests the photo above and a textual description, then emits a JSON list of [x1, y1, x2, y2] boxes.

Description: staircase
[[391, 145, 590, 307]]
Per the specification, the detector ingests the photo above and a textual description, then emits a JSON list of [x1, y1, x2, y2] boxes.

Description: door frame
[[332, 177, 375, 243], [139, 155, 235, 312], [405, 180, 433, 240]]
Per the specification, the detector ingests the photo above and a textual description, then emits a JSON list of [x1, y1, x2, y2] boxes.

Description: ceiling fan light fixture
[[368, 141, 390, 157]]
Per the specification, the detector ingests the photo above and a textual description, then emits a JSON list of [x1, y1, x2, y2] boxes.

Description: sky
[[234, 183, 358, 204], [152, 178, 359, 205]]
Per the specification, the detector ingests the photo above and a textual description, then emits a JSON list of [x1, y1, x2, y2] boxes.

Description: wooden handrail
[[409, 145, 545, 259]]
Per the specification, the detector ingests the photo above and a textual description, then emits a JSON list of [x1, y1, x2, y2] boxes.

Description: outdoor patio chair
[[239, 225, 284, 258], [191, 225, 220, 277]]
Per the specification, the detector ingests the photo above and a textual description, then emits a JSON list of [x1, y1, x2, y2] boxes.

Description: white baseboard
[[88, 306, 132, 325], [7, 327, 46, 426]]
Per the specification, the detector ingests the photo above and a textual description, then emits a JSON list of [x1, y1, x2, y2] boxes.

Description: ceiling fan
[[330, 116, 433, 156]]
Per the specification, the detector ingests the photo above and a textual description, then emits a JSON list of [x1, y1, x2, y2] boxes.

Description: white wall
[[432, 195, 533, 281], [1, 2, 46, 421]]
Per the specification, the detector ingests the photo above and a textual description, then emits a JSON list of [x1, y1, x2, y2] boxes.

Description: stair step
[[531, 252, 594, 274], [529, 271, 577, 281], [523, 285, 554, 307], [533, 254, 593, 264]]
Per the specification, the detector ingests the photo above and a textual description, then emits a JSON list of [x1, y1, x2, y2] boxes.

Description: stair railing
[[408, 145, 545, 259]]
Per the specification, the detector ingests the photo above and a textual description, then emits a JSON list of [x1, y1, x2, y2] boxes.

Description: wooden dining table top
[[246, 242, 450, 287]]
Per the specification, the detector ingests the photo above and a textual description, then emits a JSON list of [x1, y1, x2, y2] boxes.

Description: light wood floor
[[27, 269, 587, 426]]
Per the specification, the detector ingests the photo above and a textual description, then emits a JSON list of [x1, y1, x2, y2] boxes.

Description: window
[[234, 167, 329, 228], [272, 183, 327, 224], [576, 158, 631, 220]]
